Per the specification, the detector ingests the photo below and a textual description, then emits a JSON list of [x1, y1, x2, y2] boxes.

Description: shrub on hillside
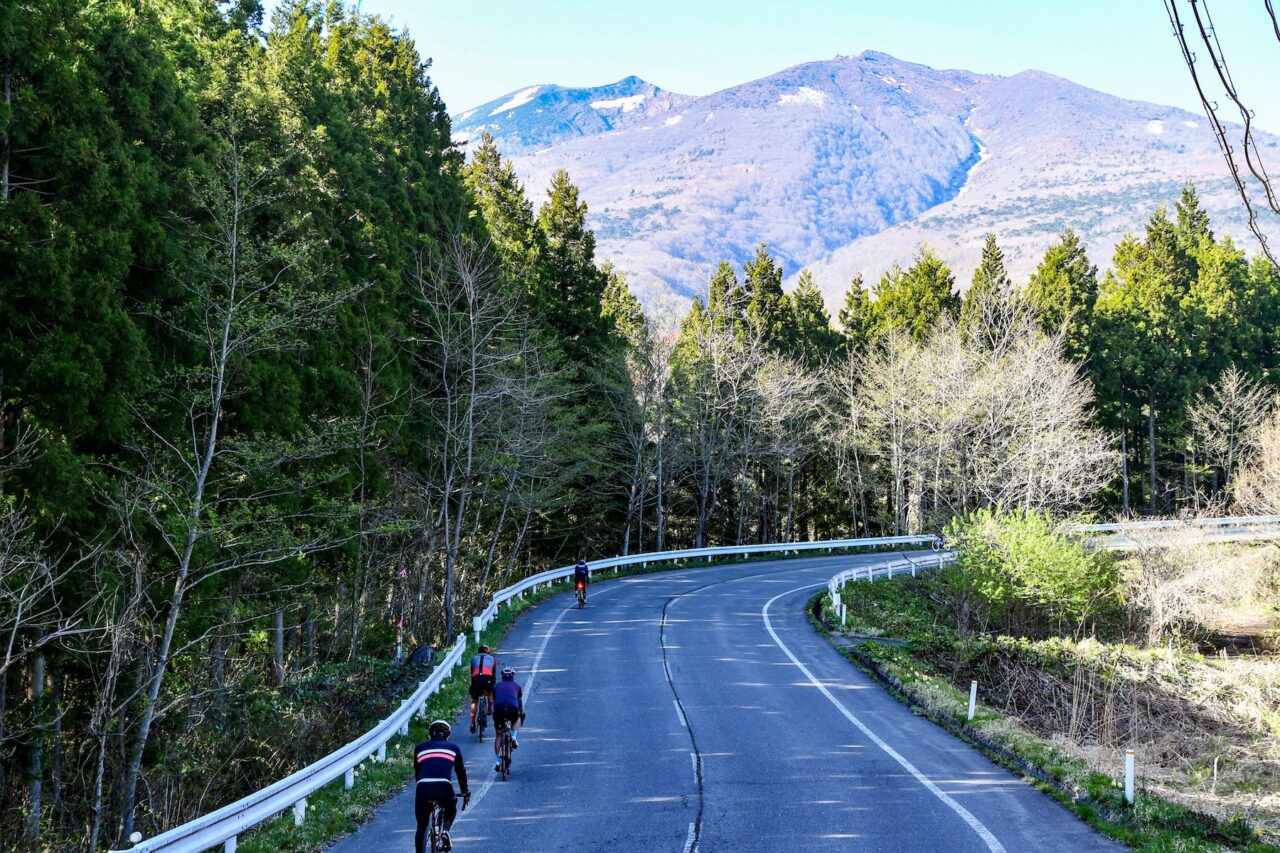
[[943, 507, 1119, 638]]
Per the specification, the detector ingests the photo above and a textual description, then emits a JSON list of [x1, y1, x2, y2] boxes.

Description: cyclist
[[414, 720, 470, 853], [573, 558, 590, 603], [468, 645, 496, 733], [492, 666, 525, 771]]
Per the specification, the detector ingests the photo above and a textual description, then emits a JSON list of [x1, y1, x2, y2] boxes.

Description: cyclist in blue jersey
[[414, 720, 470, 852], [492, 667, 525, 771], [573, 559, 589, 605]]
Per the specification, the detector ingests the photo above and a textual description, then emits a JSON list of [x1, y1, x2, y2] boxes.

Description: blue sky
[[325, 0, 1280, 132]]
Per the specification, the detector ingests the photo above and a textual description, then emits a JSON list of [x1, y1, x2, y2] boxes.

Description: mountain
[[451, 52, 1268, 309]]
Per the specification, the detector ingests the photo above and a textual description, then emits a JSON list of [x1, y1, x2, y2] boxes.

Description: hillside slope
[[452, 52, 1264, 307]]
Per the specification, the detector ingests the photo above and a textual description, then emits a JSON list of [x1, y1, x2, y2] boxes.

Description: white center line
[[673, 699, 688, 728]]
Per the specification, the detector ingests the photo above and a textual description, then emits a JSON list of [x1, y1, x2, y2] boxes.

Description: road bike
[[495, 719, 514, 780], [424, 787, 465, 852], [575, 580, 586, 608], [475, 693, 489, 742]]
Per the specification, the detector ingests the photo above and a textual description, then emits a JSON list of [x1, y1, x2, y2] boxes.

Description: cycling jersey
[[573, 563, 589, 583], [493, 679, 523, 712], [414, 737, 468, 792], [470, 653, 496, 679]]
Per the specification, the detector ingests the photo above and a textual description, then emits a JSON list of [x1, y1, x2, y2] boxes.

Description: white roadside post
[[293, 798, 307, 827], [1124, 750, 1136, 804], [344, 768, 355, 790], [967, 681, 978, 721], [224, 837, 236, 853]]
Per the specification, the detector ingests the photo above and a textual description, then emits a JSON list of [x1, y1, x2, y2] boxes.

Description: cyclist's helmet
[[500, 667, 516, 680], [477, 645, 490, 654], [428, 719, 452, 739]]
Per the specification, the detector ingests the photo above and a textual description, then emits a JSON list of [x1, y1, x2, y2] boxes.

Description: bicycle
[[424, 787, 466, 852], [575, 580, 586, 609], [495, 719, 514, 781], [475, 693, 489, 742]]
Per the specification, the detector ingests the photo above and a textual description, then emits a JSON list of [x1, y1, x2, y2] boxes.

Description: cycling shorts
[[470, 675, 495, 700], [493, 703, 520, 726]]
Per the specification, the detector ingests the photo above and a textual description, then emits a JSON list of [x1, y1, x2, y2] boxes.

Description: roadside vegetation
[[827, 509, 1280, 850]]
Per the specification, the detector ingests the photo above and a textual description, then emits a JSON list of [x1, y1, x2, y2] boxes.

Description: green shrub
[[943, 507, 1119, 638]]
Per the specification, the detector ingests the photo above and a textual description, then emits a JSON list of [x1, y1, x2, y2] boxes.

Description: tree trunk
[[49, 663, 63, 829], [25, 653, 45, 844], [1120, 426, 1130, 516], [1148, 396, 1158, 514], [2, 62, 11, 203], [272, 610, 285, 687]]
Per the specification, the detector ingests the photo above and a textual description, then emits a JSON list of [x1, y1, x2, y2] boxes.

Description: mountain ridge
[[451, 52, 1263, 309]]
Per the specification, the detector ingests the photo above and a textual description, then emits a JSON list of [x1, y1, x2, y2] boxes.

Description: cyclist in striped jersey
[[414, 720, 470, 852]]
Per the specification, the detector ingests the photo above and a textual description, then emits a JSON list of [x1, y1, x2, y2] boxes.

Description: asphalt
[[328, 554, 1123, 852]]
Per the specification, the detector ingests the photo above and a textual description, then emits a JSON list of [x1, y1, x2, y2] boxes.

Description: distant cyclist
[[492, 666, 525, 771], [469, 645, 496, 733], [573, 558, 590, 604], [414, 720, 470, 852]]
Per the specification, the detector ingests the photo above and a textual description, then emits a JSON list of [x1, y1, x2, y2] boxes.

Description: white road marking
[[683, 820, 697, 853], [459, 603, 575, 818], [674, 699, 688, 728], [762, 583, 1007, 853]]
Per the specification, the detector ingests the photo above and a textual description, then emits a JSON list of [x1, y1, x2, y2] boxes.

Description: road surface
[[329, 553, 1120, 852]]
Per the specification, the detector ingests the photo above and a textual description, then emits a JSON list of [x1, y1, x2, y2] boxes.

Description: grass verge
[[810, 589, 1279, 853]]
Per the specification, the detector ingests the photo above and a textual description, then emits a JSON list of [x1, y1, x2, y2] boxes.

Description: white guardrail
[[116, 533, 939, 853], [1065, 514, 1280, 550], [826, 551, 956, 626]]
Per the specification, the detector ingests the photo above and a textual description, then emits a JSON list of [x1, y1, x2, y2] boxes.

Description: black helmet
[[429, 719, 452, 739]]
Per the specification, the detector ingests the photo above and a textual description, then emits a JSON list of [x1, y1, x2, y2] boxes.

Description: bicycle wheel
[[477, 695, 488, 742], [500, 726, 511, 781], [428, 805, 442, 853]]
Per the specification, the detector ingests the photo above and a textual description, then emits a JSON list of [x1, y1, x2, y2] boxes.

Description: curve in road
[[329, 554, 1120, 853]]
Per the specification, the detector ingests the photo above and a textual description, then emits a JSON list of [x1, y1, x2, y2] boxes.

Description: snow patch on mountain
[[591, 93, 648, 112], [489, 86, 541, 116], [778, 86, 828, 108], [1147, 119, 1165, 135]]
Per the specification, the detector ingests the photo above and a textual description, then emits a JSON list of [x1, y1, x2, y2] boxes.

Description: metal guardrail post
[[224, 837, 236, 853], [293, 799, 306, 827]]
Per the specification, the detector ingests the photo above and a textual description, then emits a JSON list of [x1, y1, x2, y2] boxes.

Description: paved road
[[329, 554, 1121, 852]]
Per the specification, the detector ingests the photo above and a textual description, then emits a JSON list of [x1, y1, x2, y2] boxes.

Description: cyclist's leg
[[440, 788, 458, 831], [414, 784, 433, 853], [468, 681, 478, 726]]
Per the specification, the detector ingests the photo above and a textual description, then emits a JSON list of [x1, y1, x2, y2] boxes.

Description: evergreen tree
[[601, 261, 646, 349], [1024, 227, 1098, 363], [1093, 209, 1199, 512], [706, 259, 747, 337], [959, 232, 1013, 341], [537, 168, 615, 363], [1174, 180, 1213, 251], [873, 247, 959, 340], [782, 269, 839, 367], [743, 243, 786, 347], [464, 131, 542, 284], [838, 274, 876, 356]]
